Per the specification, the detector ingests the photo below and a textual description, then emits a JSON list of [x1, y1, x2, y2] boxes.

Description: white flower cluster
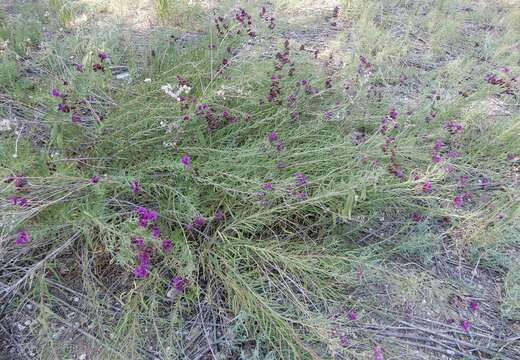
[[162, 139, 177, 149], [0, 118, 15, 132], [160, 120, 182, 134], [160, 84, 191, 101]]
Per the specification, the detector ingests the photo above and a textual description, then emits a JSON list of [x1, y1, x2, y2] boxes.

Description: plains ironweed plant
[[1, 0, 519, 359]]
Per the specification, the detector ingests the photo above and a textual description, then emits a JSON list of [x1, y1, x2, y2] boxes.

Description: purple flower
[[130, 180, 141, 194], [71, 112, 81, 123], [16, 229, 30, 245], [151, 225, 161, 238], [171, 276, 188, 293], [192, 215, 206, 230], [262, 182, 273, 191], [453, 195, 463, 208], [325, 78, 332, 89], [51, 88, 63, 98], [268, 131, 278, 143], [470, 301, 479, 314], [507, 153, 518, 161], [347, 310, 357, 321], [75, 63, 84, 72], [276, 141, 285, 152], [422, 180, 432, 193], [460, 319, 470, 332], [14, 176, 27, 189], [57, 103, 69, 113], [339, 335, 350, 347], [392, 165, 405, 179], [324, 111, 333, 120], [181, 154, 190, 168], [447, 150, 460, 159], [444, 121, 464, 135], [434, 139, 444, 151], [479, 177, 491, 190], [373, 345, 383, 360], [411, 213, 424, 222], [98, 51, 108, 61], [161, 239, 171, 253], [132, 237, 145, 248], [90, 175, 100, 184], [133, 263, 149, 278], [294, 172, 307, 187], [432, 152, 442, 163], [9, 196, 28, 206], [136, 207, 158, 228], [388, 108, 398, 120], [213, 209, 224, 223]]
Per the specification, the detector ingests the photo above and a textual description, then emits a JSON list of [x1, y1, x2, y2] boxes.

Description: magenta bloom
[[51, 88, 63, 98], [444, 121, 464, 135], [422, 181, 432, 193], [432, 152, 442, 163], [14, 176, 27, 189], [9, 196, 28, 206], [447, 150, 460, 159], [453, 195, 463, 208], [192, 215, 206, 230], [16, 229, 30, 245], [90, 175, 100, 184], [347, 310, 357, 321], [181, 154, 190, 168], [434, 139, 444, 151], [294, 172, 307, 187], [132, 237, 145, 248], [268, 131, 278, 143], [460, 319, 470, 332], [171, 276, 188, 293], [151, 225, 161, 238], [388, 108, 398, 120], [98, 51, 108, 61], [130, 180, 141, 194], [161, 239, 171, 253], [133, 264, 149, 278], [373, 345, 383, 360], [136, 207, 158, 228], [470, 301, 479, 314], [262, 182, 273, 191], [57, 103, 69, 113], [71, 112, 81, 123]]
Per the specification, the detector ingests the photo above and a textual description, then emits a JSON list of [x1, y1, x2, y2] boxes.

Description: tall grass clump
[[1, 1, 520, 359]]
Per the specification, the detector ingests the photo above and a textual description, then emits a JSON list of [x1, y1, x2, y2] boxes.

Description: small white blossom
[[144, 78, 152, 83], [0, 118, 13, 132]]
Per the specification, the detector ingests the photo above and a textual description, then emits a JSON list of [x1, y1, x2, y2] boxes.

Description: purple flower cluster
[[181, 154, 190, 168], [267, 74, 281, 103], [187, 215, 206, 231], [444, 121, 464, 135], [130, 180, 141, 194], [133, 250, 150, 278], [222, 111, 237, 124], [136, 207, 158, 228], [171, 275, 189, 293], [9, 196, 28, 206], [16, 229, 30, 245], [294, 172, 307, 187]]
